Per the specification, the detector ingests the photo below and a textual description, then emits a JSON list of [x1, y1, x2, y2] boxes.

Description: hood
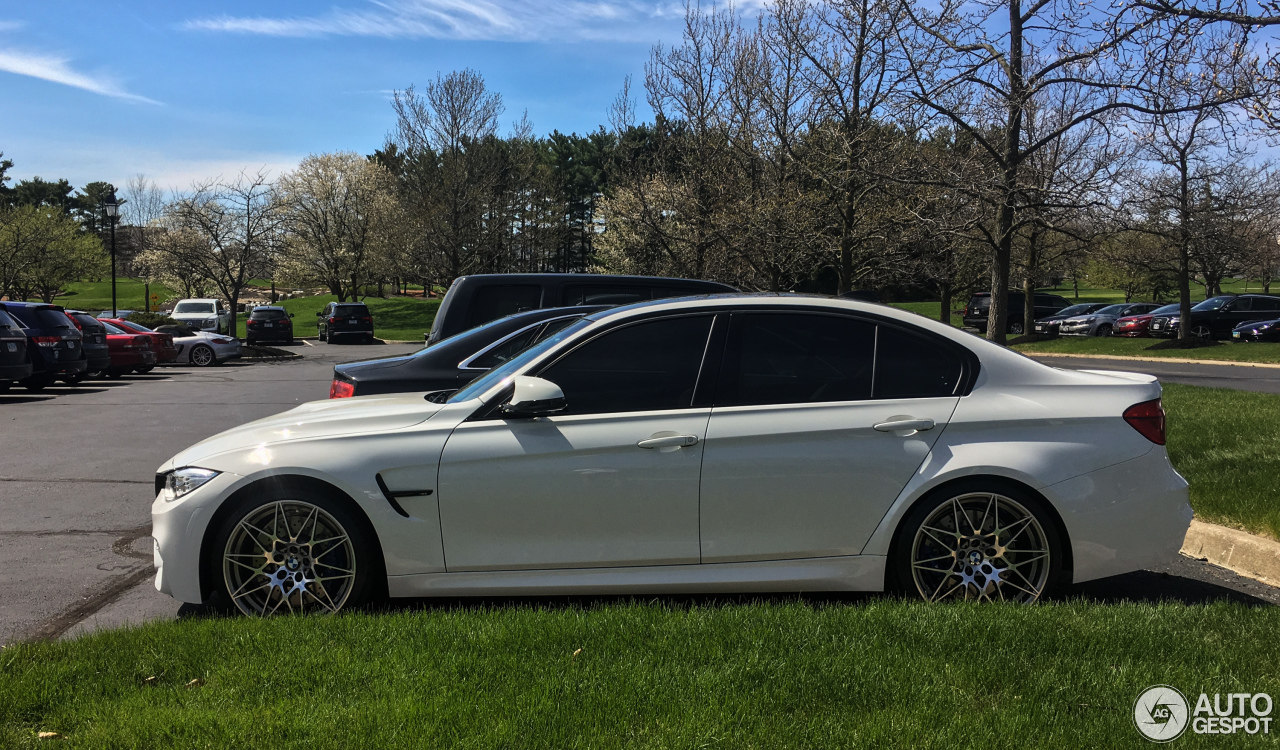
[[161, 393, 444, 471]]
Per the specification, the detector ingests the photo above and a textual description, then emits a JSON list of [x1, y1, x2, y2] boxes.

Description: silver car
[[155, 323, 242, 367], [1058, 302, 1162, 337]]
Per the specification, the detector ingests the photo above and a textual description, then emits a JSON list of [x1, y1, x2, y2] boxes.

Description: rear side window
[[468, 326, 544, 370], [468, 285, 542, 328], [0, 310, 19, 329], [561, 285, 650, 306], [873, 326, 965, 399], [1252, 297, 1280, 311], [716, 313, 876, 407], [7, 307, 76, 330], [539, 315, 714, 415]]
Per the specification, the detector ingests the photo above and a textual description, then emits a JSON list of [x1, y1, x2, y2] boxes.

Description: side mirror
[[316, 311, 324, 316], [499, 376, 566, 418], [289, 313, 295, 318]]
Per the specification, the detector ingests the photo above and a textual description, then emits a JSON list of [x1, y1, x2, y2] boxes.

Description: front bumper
[[1057, 321, 1094, 336], [1045, 448, 1192, 583], [152, 470, 244, 603]]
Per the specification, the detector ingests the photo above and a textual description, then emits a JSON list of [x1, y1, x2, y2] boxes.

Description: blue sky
[[0, 1, 712, 191]]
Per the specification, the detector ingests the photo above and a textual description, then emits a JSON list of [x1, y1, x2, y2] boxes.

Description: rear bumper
[[110, 350, 156, 367], [0, 362, 33, 380], [1044, 448, 1192, 584], [29, 356, 88, 376]]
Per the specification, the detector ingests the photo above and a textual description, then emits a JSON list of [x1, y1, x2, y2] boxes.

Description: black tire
[[889, 478, 1069, 603], [1190, 324, 1213, 340], [1007, 320, 1025, 336], [207, 485, 381, 615], [246, 338, 256, 346], [62, 373, 86, 386], [1095, 323, 1113, 337], [190, 344, 216, 367], [23, 374, 54, 391]]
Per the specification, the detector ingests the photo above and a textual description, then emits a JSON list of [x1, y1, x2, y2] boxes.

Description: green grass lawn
[[236, 296, 441, 342], [2, 600, 1277, 748], [42, 279, 173, 313], [1012, 336, 1280, 364], [1164, 383, 1280, 540]]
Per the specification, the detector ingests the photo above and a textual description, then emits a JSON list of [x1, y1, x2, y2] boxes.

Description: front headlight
[[1085, 316, 1097, 323], [165, 467, 220, 500]]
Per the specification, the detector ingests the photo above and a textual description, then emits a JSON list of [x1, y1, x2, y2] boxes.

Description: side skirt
[[387, 555, 886, 597]]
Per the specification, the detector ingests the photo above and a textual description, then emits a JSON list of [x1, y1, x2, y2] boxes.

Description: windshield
[[174, 302, 215, 314], [1151, 303, 1180, 315], [117, 320, 153, 332], [1095, 304, 1127, 316], [1057, 304, 1100, 317], [1193, 297, 1232, 312], [448, 318, 593, 403]]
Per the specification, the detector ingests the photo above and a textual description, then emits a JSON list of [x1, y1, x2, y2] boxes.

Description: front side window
[[1193, 297, 1231, 312], [538, 316, 714, 415], [716, 313, 875, 407]]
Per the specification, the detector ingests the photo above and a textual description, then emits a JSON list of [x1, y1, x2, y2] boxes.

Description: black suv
[[0, 308, 32, 391], [0, 302, 87, 390], [1149, 294, 1280, 339], [65, 310, 112, 378], [963, 291, 1071, 335], [427, 273, 737, 345], [318, 302, 374, 344], [246, 306, 295, 345]]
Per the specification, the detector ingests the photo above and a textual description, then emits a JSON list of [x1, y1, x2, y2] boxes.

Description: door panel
[[698, 397, 958, 562], [437, 409, 709, 571]]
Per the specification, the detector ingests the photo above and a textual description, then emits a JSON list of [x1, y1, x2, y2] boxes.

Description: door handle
[[637, 433, 700, 449], [873, 417, 935, 433]]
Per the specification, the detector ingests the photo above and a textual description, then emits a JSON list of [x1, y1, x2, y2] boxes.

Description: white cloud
[[0, 48, 159, 104], [184, 0, 755, 43]]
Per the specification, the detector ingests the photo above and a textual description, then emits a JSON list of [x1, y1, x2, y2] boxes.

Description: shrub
[[126, 312, 178, 328]]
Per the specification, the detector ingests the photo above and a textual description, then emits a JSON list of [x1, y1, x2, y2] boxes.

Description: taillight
[[329, 317, 337, 323], [1123, 399, 1166, 445], [361, 316, 372, 322], [32, 335, 60, 347], [329, 379, 355, 399], [65, 313, 82, 330]]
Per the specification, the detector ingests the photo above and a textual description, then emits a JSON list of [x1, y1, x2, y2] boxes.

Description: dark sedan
[[1232, 318, 1280, 342], [1031, 303, 1109, 337], [1149, 294, 1280, 339], [330, 305, 608, 398]]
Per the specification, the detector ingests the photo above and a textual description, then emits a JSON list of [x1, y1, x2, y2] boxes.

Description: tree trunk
[[939, 281, 952, 325], [1023, 236, 1038, 338]]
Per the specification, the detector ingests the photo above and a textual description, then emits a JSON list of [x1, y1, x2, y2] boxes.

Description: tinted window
[[1096, 304, 1127, 316], [717, 313, 875, 407], [468, 285, 542, 328], [117, 320, 153, 332], [873, 325, 965, 399], [334, 304, 369, 315], [562, 285, 650, 306], [1193, 297, 1231, 312], [174, 302, 215, 314], [102, 322, 128, 334], [7, 306, 76, 330], [250, 308, 288, 320], [0, 310, 18, 329], [1057, 304, 1102, 317], [469, 326, 543, 370], [69, 313, 102, 331], [539, 316, 713, 415], [1252, 297, 1280, 311]]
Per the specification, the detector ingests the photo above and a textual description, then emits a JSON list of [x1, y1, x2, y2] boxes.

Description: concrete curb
[[1025, 352, 1280, 369], [1181, 519, 1280, 586]]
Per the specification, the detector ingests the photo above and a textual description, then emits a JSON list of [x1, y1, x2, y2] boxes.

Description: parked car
[[95, 309, 139, 321], [0, 301, 87, 390], [104, 319, 180, 365], [63, 310, 113, 378], [100, 321, 158, 377], [1115, 303, 1180, 338], [427, 273, 738, 345], [962, 291, 1071, 335], [331, 306, 610, 398], [1232, 317, 1280, 342], [1058, 302, 1163, 337], [1149, 294, 1280, 339], [246, 306, 294, 345], [1031, 303, 1109, 337], [169, 299, 231, 334], [152, 323, 242, 366], [0, 308, 32, 391], [153, 294, 1190, 615], [318, 302, 374, 344]]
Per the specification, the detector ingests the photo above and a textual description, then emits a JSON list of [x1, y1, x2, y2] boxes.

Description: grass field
[[1, 600, 1276, 748], [234, 295, 440, 341], [43, 279, 173, 313], [1011, 336, 1280, 364], [1164, 383, 1280, 540]]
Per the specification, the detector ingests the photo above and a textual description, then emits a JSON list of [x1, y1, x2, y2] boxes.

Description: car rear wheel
[[190, 344, 215, 367], [213, 490, 376, 616], [1095, 323, 1113, 337], [892, 481, 1066, 604], [135, 366, 154, 374], [1007, 321, 1025, 335], [23, 374, 54, 391], [62, 373, 86, 385]]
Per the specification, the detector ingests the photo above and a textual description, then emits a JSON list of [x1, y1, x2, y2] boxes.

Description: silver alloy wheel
[[190, 344, 214, 367], [1008, 321, 1025, 335], [222, 500, 358, 615], [1096, 324, 1112, 337], [1190, 324, 1213, 340], [910, 492, 1051, 603]]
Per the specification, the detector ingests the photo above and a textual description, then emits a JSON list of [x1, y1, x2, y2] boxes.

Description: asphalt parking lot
[[1, 344, 1276, 644]]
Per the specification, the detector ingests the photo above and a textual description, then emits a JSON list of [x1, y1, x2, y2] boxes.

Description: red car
[[1115, 303, 1179, 337], [99, 321, 157, 376], [100, 319, 180, 364]]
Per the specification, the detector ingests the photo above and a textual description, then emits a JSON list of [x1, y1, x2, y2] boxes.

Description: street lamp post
[[102, 193, 120, 318]]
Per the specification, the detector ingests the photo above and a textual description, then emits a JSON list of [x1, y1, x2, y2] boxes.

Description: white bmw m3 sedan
[[152, 295, 1192, 614]]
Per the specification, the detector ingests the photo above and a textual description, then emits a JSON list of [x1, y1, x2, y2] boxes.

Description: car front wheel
[[1095, 323, 1113, 337], [1190, 324, 1213, 340], [892, 481, 1066, 603], [212, 489, 376, 615]]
